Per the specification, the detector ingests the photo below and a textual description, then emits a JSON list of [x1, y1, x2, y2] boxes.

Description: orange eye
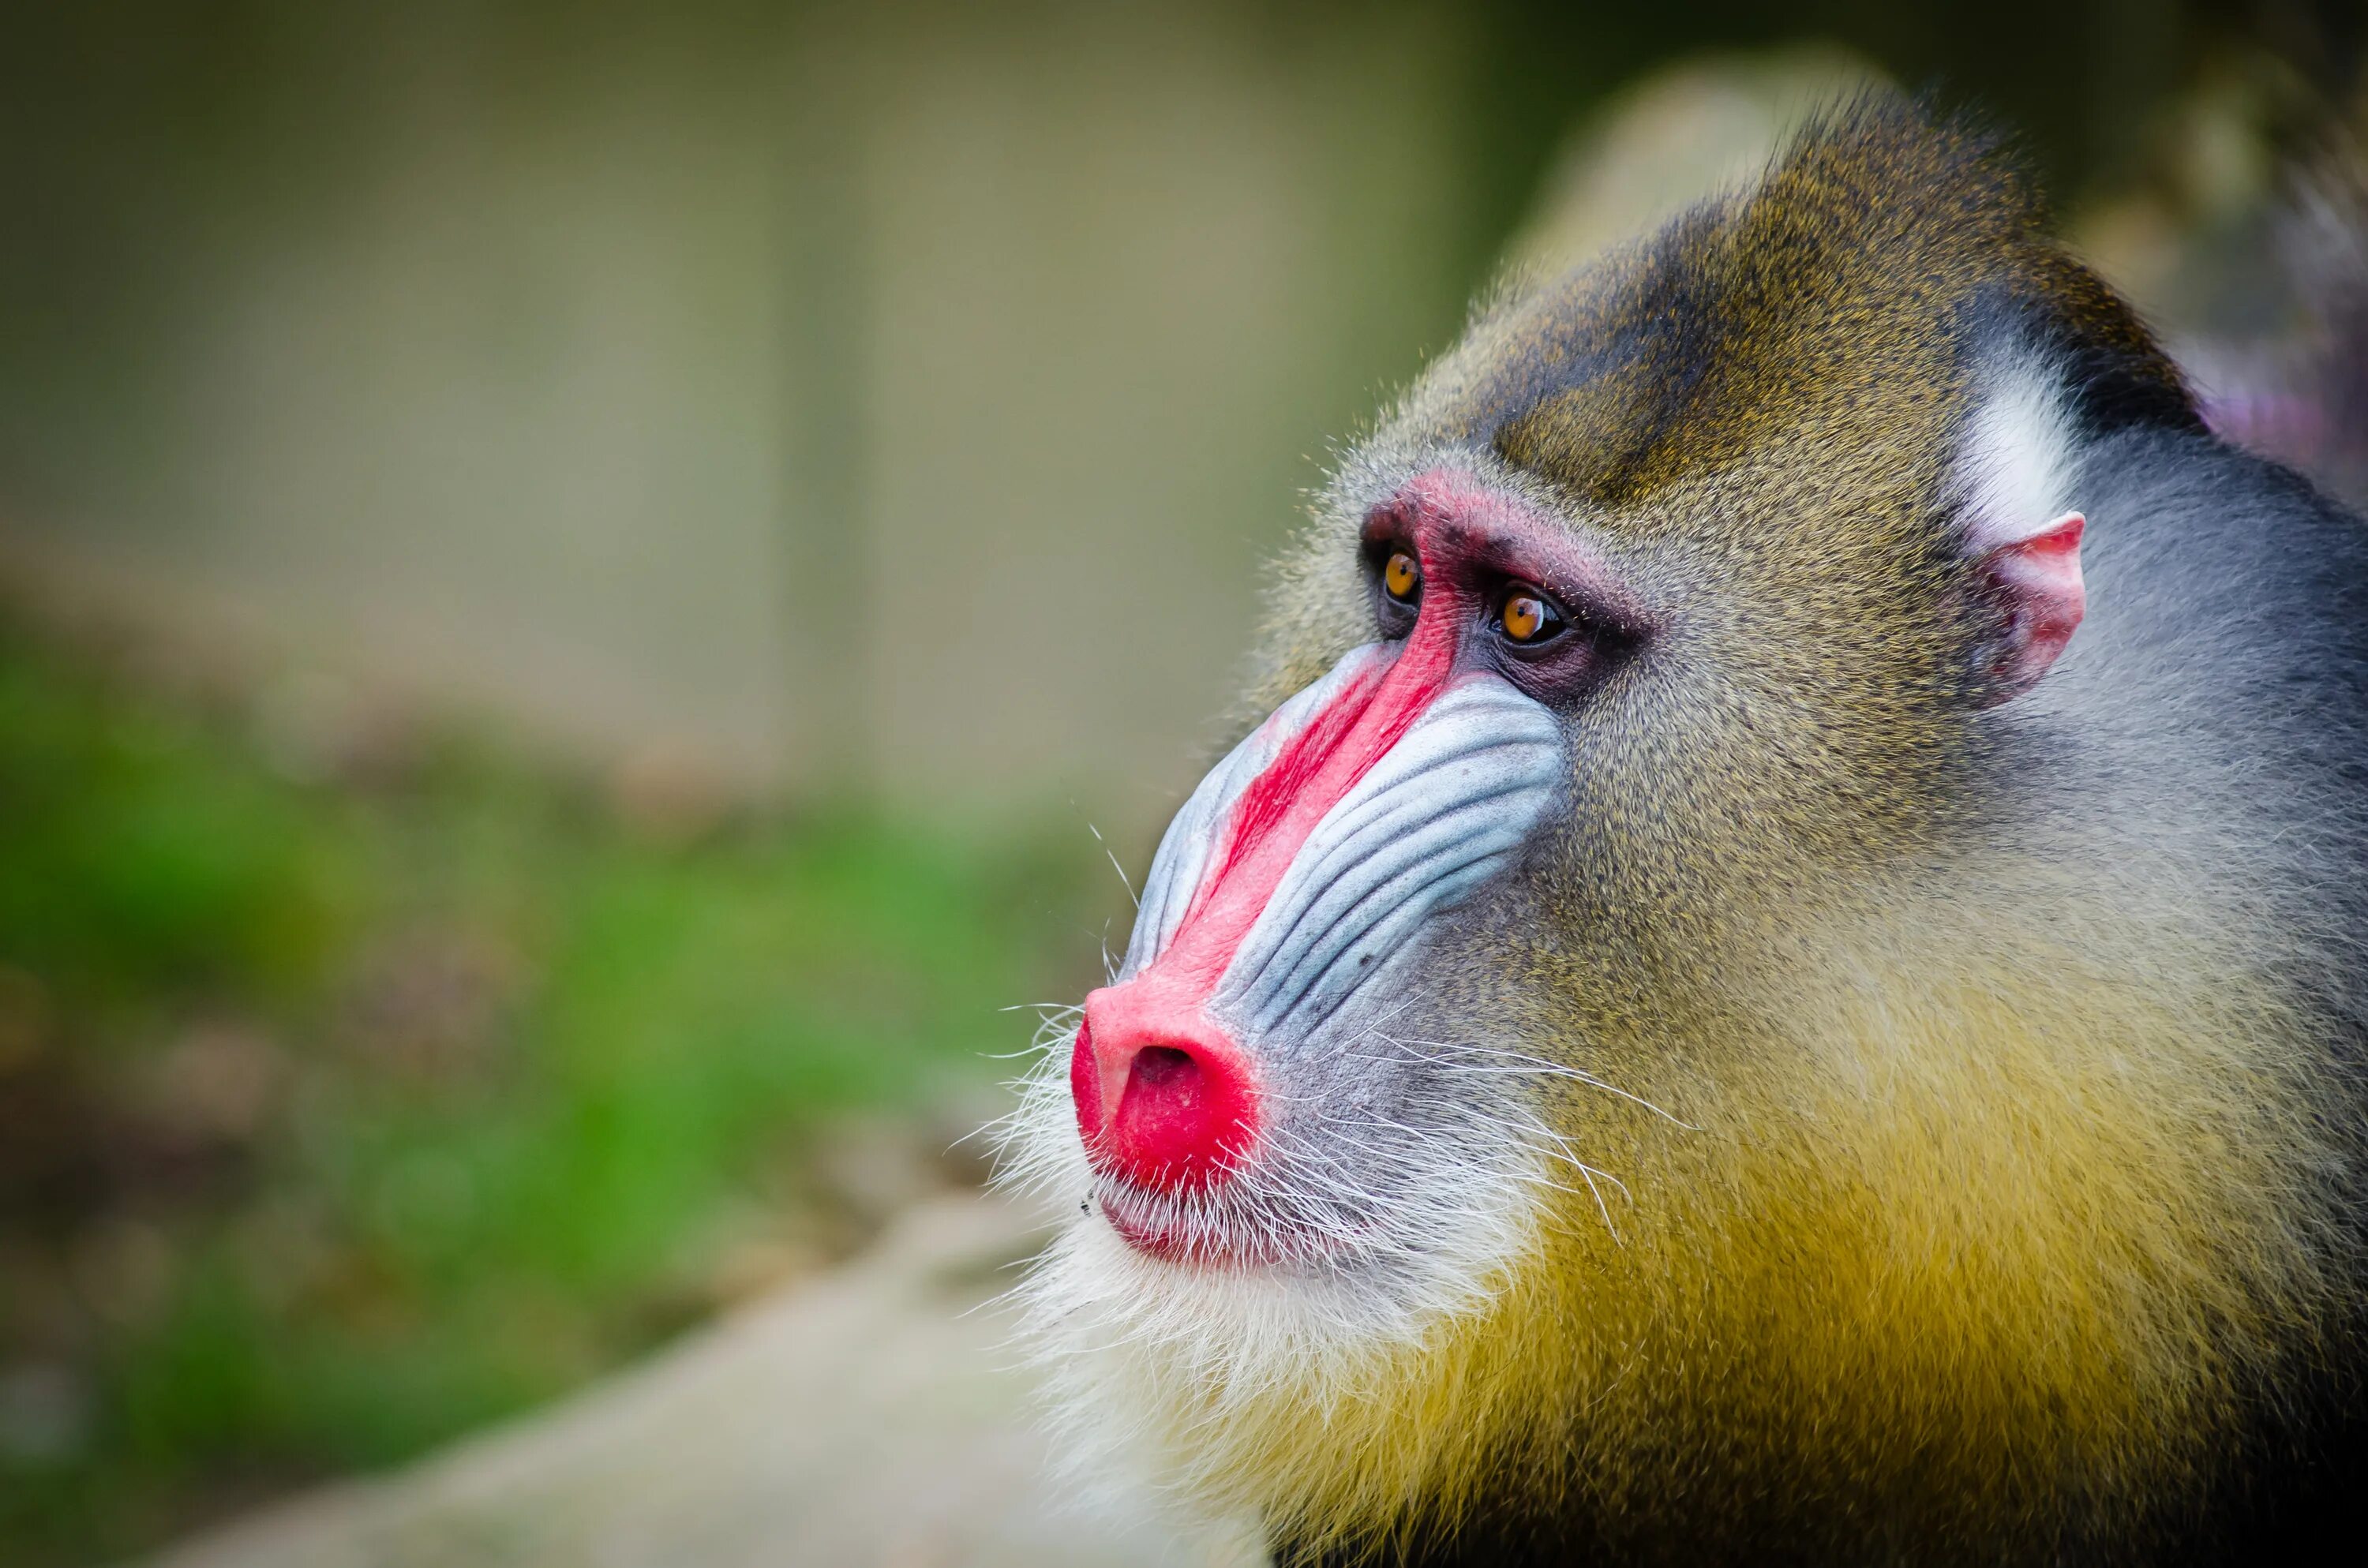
[[1501, 589, 1559, 643], [1383, 550, 1420, 602]]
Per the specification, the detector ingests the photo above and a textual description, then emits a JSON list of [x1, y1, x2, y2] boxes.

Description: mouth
[[1092, 1169, 1360, 1270], [1096, 1184, 1235, 1265]]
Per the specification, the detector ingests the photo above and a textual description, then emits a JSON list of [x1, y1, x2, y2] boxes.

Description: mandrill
[[1002, 98, 2368, 1566]]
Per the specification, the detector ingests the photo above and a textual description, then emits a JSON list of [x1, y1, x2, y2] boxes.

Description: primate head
[[1006, 99, 2367, 1564]]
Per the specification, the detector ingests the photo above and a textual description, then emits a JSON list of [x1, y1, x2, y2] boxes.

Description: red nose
[[1070, 979, 1260, 1192]]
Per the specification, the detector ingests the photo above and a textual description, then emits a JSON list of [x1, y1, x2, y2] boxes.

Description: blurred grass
[[0, 618, 1106, 1567]]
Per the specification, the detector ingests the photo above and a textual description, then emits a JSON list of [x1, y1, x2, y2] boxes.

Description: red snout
[[1070, 976, 1260, 1192]]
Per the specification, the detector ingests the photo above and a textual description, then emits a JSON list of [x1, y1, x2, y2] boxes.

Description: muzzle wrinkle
[[1219, 680, 1561, 1043], [1122, 647, 1386, 980]]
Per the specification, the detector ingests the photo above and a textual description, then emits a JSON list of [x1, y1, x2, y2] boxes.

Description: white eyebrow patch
[[1954, 355, 2081, 552]]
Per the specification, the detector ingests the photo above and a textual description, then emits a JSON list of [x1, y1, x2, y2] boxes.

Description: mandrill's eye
[[1383, 549, 1422, 604], [1497, 586, 1566, 645]]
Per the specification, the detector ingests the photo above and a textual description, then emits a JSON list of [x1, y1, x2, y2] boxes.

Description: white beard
[[993, 1031, 1553, 1529]]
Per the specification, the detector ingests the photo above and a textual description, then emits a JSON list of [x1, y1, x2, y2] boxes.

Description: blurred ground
[[149, 1192, 1265, 1568]]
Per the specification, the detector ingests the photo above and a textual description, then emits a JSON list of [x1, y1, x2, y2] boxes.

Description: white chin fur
[[994, 1036, 1549, 1520]]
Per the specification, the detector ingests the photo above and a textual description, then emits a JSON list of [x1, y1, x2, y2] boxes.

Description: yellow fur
[[1088, 887, 2346, 1559]]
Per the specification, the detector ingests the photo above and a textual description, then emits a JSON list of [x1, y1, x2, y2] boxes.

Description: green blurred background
[[0, 2, 2362, 1564]]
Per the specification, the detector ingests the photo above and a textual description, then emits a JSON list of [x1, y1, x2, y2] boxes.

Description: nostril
[[1070, 988, 1260, 1193], [1115, 1046, 1210, 1162], [1109, 1037, 1252, 1190], [1126, 1044, 1200, 1096]]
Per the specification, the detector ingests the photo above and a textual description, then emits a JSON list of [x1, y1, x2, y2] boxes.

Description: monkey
[[1000, 96, 2368, 1566]]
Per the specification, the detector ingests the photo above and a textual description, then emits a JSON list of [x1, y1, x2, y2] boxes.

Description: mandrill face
[[1002, 103, 2365, 1565], [1070, 466, 1633, 1278]]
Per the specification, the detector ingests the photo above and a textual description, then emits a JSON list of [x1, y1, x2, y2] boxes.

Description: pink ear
[[1976, 511, 2085, 705]]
